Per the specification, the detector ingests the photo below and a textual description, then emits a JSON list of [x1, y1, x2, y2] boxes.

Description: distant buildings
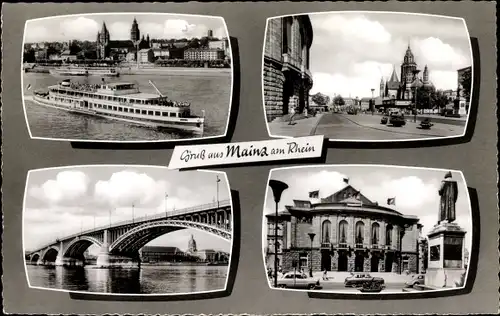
[[263, 15, 314, 122], [184, 48, 225, 61], [138, 48, 154, 63]]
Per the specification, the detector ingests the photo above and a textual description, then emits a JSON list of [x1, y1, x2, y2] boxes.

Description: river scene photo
[[22, 69, 232, 141], [26, 264, 229, 294]]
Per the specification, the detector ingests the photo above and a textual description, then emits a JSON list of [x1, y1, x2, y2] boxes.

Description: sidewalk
[[311, 271, 413, 284], [268, 113, 325, 137]]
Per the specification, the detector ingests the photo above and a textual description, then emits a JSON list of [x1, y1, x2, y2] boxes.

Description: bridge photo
[[23, 165, 233, 295]]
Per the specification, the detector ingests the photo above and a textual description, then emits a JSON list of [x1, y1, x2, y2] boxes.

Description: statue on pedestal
[[438, 171, 458, 223]]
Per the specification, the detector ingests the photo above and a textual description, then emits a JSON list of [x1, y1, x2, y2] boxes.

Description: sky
[[24, 13, 228, 43], [306, 12, 472, 99], [23, 166, 231, 254], [263, 166, 472, 252]]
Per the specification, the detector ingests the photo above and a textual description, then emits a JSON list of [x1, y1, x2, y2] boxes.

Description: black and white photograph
[[23, 166, 233, 295], [263, 165, 472, 294], [22, 13, 233, 142], [263, 12, 473, 141]]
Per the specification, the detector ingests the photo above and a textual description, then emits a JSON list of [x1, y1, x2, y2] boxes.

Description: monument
[[425, 171, 467, 288]]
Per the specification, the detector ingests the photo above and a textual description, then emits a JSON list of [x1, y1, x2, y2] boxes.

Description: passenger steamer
[[32, 79, 204, 135], [49, 67, 120, 77]]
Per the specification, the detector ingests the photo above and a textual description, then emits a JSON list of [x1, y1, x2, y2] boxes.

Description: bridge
[[26, 199, 232, 268]]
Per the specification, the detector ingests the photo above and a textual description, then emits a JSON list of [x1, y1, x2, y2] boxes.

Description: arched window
[[386, 224, 393, 246], [321, 220, 331, 243], [371, 222, 380, 246], [355, 221, 365, 247], [338, 220, 348, 245]]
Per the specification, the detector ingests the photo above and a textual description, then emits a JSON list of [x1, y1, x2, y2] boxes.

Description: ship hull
[[31, 94, 204, 135]]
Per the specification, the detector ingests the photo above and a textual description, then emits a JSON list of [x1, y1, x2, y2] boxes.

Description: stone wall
[[263, 60, 285, 122], [265, 19, 282, 61]]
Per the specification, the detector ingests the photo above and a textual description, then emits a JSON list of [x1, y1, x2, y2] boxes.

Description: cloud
[[24, 25, 51, 43], [313, 14, 392, 44], [28, 170, 90, 206], [94, 170, 168, 208], [414, 37, 469, 70], [107, 22, 131, 40], [59, 17, 100, 41]]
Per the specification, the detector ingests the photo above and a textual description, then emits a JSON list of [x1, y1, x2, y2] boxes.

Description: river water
[[26, 264, 228, 294], [22, 71, 232, 141]]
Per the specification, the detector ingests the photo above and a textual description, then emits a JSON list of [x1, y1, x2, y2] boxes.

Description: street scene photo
[[22, 13, 233, 142], [263, 12, 472, 141], [263, 165, 472, 294], [24, 166, 233, 295]]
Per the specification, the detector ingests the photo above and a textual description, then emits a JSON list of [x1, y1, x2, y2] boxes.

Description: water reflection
[[27, 264, 228, 294]]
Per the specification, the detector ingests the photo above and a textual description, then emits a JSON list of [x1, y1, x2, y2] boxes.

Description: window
[[118, 107, 123, 112], [338, 220, 348, 245], [386, 224, 393, 246], [355, 221, 365, 247], [135, 109, 140, 114], [321, 220, 331, 243], [371, 223, 380, 246], [299, 253, 308, 269], [162, 112, 168, 117], [141, 110, 147, 115], [170, 113, 176, 117], [148, 111, 153, 116], [155, 111, 160, 116]]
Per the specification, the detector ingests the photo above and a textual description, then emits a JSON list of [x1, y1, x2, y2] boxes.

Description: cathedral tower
[[97, 22, 110, 59], [380, 77, 385, 97], [187, 234, 197, 254], [423, 65, 429, 84], [131, 17, 140, 42]]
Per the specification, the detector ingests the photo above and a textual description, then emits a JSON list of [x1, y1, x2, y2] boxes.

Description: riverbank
[[24, 65, 231, 76]]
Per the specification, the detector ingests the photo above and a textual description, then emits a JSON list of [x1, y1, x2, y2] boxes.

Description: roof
[[117, 92, 162, 99], [388, 68, 399, 83], [139, 48, 152, 52], [386, 81, 400, 90], [360, 97, 372, 102], [321, 185, 376, 206], [108, 40, 135, 49], [106, 82, 135, 87], [142, 246, 182, 253]]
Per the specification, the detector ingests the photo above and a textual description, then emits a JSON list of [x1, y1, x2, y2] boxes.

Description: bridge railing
[[37, 199, 233, 251]]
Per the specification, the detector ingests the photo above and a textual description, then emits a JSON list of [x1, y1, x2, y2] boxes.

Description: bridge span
[[26, 199, 232, 268]]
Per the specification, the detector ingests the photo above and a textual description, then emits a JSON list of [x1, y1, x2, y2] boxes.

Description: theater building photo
[[263, 166, 472, 293]]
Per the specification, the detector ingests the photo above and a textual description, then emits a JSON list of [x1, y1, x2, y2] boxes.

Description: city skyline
[[23, 166, 231, 252], [308, 12, 472, 99], [24, 13, 228, 43], [264, 166, 472, 252]]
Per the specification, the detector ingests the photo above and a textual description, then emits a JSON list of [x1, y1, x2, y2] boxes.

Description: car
[[276, 271, 322, 290], [389, 112, 406, 127], [405, 274, 425, 288], [358, 277, 386, 293], [344, 273, 385, 288], [381, 116, 388, 124]]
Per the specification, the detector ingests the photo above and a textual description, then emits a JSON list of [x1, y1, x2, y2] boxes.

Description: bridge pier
[[96, 229, 140, 269]]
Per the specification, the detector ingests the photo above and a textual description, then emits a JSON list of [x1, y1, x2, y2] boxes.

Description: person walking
[[323, 269, 328, 281], [288, 105, 297, 125]]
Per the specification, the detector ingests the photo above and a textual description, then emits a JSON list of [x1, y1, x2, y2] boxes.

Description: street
[[316, 281, 407, 293], [313, 112, 466, 140]]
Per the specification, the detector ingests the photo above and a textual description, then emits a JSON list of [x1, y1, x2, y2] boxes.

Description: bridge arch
[[109, 220, 231, 255], [41, 246, 60, 262], [64, 236, 103, 258], [30, 253, 40, 263]]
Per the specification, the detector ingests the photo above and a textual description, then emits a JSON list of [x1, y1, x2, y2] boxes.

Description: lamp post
[[132, 202, 135, 224], [165, 193, 168, 218], [412, 69, 421, 122], [308, 232, 316, 277], [216, 175, 221, 208], [370, 89, 375, 115], [268, 179, 289, 288]]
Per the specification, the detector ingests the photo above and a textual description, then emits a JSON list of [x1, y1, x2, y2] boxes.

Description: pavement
[[268, 113, 325, 137], [313, 113, 466, 141]]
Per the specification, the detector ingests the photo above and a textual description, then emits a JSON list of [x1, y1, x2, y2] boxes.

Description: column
[[55, 241, 65, 266], [96, 229, 110, 267]]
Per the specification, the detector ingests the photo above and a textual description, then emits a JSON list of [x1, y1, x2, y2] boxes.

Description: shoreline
[[24, 66, 231, 77]]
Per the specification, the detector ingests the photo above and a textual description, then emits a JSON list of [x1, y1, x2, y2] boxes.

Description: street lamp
[[412, 69, 421, 122], [165, 193, 168, 218], [132, 202, 135, 223], [216, 175, 221, 208], [268, 179, 289, 288], [308, 232, 316, 277], [370, 89, 375, 115]]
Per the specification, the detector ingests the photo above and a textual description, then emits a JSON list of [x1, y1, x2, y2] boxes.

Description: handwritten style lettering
[[226, 144, 269, 158], [180, 149, 206, 162]]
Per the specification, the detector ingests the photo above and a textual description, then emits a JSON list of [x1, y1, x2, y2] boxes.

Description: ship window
[[155, 111, 160, 116], [103, 105, 107, 109], [113, 106, 117, 111], [118, 107, 123, 112], [135, 109, 140, 114], [162, 112, 168, 116], [141, 110, 147, 115], [170, 112, 176, 117], [148, 111, 154, 116], [124, 108, 128, 113]]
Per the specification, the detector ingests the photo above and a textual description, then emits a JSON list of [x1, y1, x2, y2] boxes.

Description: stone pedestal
[[458, 97, 467, 116], [425, 221, 466, 288]]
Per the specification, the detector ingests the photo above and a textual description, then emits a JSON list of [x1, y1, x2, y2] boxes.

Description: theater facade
[[265, 184, 425, 274]]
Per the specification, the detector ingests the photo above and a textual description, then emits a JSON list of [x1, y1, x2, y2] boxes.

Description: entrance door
[[321, 250, 331, 271], [338, 252, 348, 272], [371, 255, 379, 272], [354, 253, 364, 272], [385, 254, 394, 272]]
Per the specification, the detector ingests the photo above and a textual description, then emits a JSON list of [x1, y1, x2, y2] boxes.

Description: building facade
[[138, 48, 154, 63], [457, 66, 472, 112], [263, 15, 314, 122], [184, 48, 225, 61], [265, 184, 424, 274]]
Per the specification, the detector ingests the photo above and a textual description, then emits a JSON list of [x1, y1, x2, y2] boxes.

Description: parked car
[[381, 116, 388, 124], [405, 274, 425, 288], [389, 112, 406, 127], [358, 277, 386, 293], [276, 271, 322, 290], [344, 273, 385, 288]]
